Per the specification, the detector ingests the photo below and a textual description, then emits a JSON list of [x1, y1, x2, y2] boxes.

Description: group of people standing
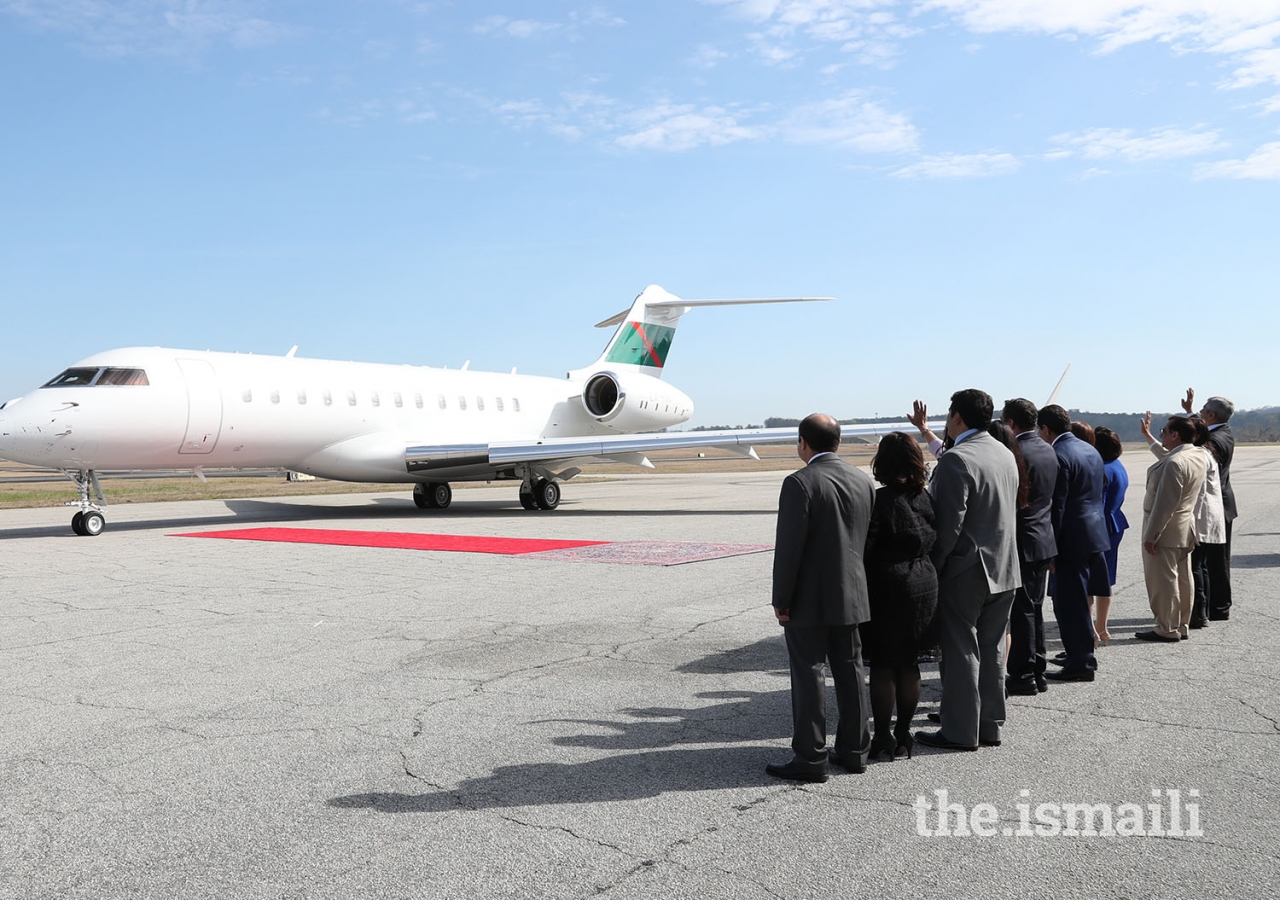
[[766, 388, 1239, 782]]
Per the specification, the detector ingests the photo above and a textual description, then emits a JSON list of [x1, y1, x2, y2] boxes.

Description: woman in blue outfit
[[1092, 427, 1128, 645]]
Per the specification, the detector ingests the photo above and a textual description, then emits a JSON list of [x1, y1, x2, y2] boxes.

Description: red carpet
[[173, 527, 608, 555]]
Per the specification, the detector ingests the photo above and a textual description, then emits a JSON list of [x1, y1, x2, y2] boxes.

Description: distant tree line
[[761, 408, 1280, 443]]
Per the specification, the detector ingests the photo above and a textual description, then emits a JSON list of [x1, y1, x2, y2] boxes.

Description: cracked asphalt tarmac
[[3, 447, 1279, 899]]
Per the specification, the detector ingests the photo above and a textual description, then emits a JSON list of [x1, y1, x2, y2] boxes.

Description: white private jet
[[0, 285, 923, 536]]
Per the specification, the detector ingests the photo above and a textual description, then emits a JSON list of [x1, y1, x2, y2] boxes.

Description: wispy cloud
[[706, 0, 922, 68], [1196, 142, 1280, 179], [473, 7, 626, 40], [925, 1, 1280, 91], [1050, 126, 1227, 161], [616, 104, 764, 151], [0, 0, 298, 56], [473, 15, 560, 39], [891, 152, 1020, 179], [780, 91, 919, 152]]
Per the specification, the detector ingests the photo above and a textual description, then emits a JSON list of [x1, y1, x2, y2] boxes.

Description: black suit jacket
[[772, 454, 876, 627], [1016, 432, 1058, 564], [1206, 424, 1237, 522], [1050, 433, 1110, 559]]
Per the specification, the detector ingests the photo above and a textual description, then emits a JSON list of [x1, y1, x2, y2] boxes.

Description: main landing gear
[[413, 482, 453, 509], [519, 477, 560, 511], [65, 469, 107, 536]]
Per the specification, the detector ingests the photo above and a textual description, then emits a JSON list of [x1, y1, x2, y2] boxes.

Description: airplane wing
[[407, 422, 944, 474]]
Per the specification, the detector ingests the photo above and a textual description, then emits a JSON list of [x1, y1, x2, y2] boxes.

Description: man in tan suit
[[1139, 414, 1209, 642]]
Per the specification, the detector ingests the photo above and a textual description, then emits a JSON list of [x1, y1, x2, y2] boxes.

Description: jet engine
[[580, 370, 694, 432]]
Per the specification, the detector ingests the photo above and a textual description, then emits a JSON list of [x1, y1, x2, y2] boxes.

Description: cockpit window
[[43, 368, 100, 387], [42, 367, 150, 387], [97, 367, 149, 386]]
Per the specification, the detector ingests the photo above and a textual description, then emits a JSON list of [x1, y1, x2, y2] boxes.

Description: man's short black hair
[[1001, 398, 1038, 433], [1037, 404, 1071, 436], [799, 413, 841, 454], [949, 389, 993, 432]]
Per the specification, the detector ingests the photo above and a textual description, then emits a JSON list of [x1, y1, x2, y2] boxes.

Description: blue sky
[[2, 1, 1277, 425]]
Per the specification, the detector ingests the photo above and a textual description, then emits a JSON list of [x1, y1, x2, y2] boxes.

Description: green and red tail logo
[[605, 321, 675, 368]]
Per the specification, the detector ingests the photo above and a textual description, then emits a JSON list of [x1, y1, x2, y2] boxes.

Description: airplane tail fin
[[586, 285, 832, 378]]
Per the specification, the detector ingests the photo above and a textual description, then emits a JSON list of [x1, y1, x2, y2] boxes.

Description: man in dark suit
[[1183, 389, 1237, 621], [1038, 404, 1109, 680], [916, 389, 1021, 751], [768, 413, 876, 782], [1001, 398, 1059, 696]]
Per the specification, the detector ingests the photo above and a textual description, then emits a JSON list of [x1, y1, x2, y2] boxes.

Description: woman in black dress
[[863, 431, 938, 760]]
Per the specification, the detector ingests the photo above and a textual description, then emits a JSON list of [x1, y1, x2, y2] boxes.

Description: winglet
[[1046, 364, 1071, 406]]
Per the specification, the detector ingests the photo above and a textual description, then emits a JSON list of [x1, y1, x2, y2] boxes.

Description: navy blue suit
[[1049, 433, 1109, 674]]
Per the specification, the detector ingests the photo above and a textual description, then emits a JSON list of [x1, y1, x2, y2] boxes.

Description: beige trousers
[[1143, 544, 1193, 638]]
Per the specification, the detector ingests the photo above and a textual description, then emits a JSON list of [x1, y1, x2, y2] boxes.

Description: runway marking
[[171, 527, 608, 555]]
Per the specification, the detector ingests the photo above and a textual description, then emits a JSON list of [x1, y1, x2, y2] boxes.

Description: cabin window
[[414, 393, 424, 409], [297, 390, 307, 405], [242, 390, 252, 403], [271, 390, 280, 404], [348, 391, 357, 406], [458, 396, 467, 411], [371, 392, 380, 407], [393, 392, 403, 408], [496, 397, 504, 412], [513, 398, 521, 413], [476, 396, 485, 412], [323, 390, 332, 406], [437, 395, 447, 410], [42, 368, 99, 387], [97, 367, 150, 386]]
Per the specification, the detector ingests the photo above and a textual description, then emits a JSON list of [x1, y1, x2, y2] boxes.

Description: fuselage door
[[176, 358, 223, 454]]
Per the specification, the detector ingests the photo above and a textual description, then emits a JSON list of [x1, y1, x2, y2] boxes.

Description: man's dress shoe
[[979, 738, 1001, 747], [1036, 676, 1049, 693], [828, 748, 866, 774], [1189, 618, 1208, 629], [765, 756, 829, 783], [1006, 680, 1039, 697], [915, 730, 979, 751], [1044, 668, 1095, 682], [1134, 630, 1180, 643], [1051, 651, 1069, 665]]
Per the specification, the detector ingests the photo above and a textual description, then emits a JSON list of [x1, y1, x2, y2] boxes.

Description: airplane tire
[[534, 479, 560, 511], [412, 484, 431, 509], [431, 482, 452, 509], [519, 491, 537, 510], [71, 512, 86, 536], [81, 511, 106, 536]]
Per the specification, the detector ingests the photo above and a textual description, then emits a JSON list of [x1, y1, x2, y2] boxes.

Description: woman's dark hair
[[1070, 421, 1095, 446], [1165, 415, 1209, 446], [872, 431, 928, 494], [987, 421, 1030, 509], [1094, 426, 1122, 463]]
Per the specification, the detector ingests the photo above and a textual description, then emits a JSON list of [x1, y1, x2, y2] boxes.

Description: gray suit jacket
[[772, 454, 876, 627], [929, 431, 1021, 592]]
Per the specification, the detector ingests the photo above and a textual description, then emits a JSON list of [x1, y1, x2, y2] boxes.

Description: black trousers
[[1205, 520, 1233, 619], [784, 624, 871, 763], [1007, 558, 1052, 689], [1051, 552, 1103, 673]]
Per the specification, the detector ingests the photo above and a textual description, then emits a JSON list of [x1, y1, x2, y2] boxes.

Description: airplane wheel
[[71, 512, 86, 536], [431, 482, 452, 509], [412, 483, 431, 509], [519, 491, 537, 510], [534, 479, 560, 511], [81, 511, 106, 536]]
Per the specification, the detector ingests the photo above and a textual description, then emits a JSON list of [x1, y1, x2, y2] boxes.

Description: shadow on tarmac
[[326, 745, 787, 813], [0, 496, 775, 540]]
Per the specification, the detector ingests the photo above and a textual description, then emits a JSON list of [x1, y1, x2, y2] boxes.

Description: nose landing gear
[[64, 469, 107, 536], [412, 481, 453, 509]]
